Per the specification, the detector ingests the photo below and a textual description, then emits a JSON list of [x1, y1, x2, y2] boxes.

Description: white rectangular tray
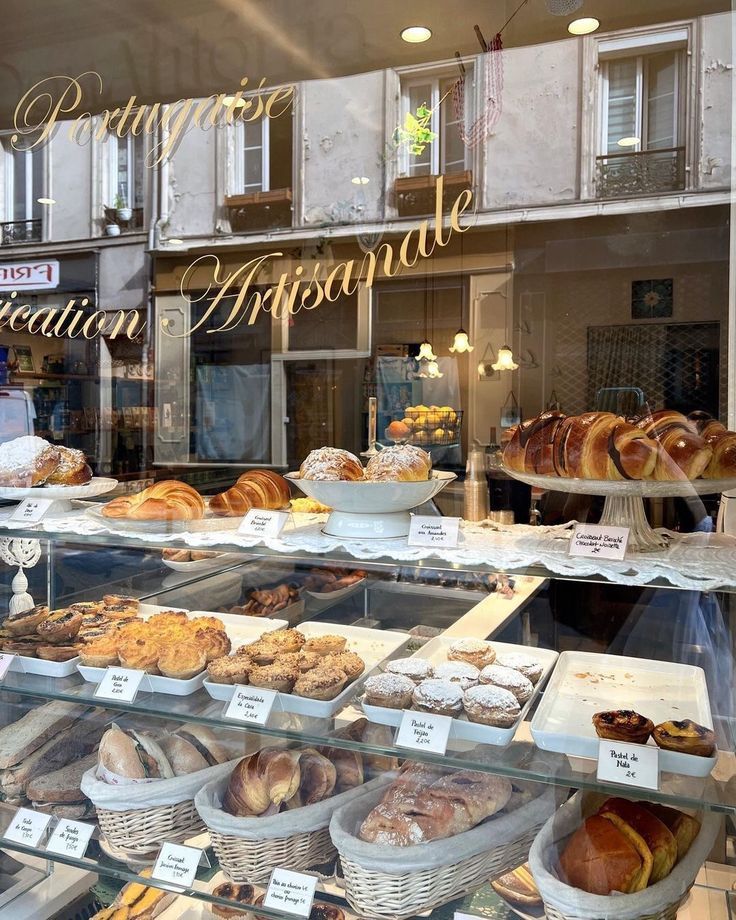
[[529, 650, 717, 778], [8, 654, 80, 678], [203, 620, 410, 718], [361, 636, 559, 747], [76, 605, 288, 696]]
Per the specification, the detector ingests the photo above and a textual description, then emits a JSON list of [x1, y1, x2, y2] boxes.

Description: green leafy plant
[[393, 104, 437, 156]]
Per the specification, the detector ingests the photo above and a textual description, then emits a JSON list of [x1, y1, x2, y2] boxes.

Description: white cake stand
[[285, 470, 457, 539], [503, 469, 736, 552], [0, 478, 119, 515]]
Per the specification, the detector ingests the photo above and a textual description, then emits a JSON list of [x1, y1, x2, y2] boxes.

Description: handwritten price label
[[395, 710, 453, 755], [152, 842, 203, 888], [94, 667, 146, 702], [569, 525, 630, 560], [597, 740, 659, 791], [238, 509, 290, 539], [10, 498, 54, 524], [3, 808, 51, 847], [223, 685, 277, 725], [408, 515, 460, 549], [264, 868, 318, 917], [46, 819, 95, 858]]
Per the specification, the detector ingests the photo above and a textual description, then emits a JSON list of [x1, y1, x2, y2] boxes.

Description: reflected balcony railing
[[596, 146, 686, 198], [1, 219, 42, 245]]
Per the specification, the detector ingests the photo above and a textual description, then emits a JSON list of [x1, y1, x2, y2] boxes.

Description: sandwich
[[27, 752, 99, 819]]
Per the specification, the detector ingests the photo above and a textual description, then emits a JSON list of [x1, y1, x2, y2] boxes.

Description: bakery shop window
[[595, 31, 688, 199], [1, 135, 45, 244]]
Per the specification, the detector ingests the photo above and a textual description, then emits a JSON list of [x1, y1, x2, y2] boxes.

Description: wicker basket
[[528, 791, 721, 920], [209, 825, 335, 883], [330, 779, 560, 920], [96, 798, 205, 856], [195, 771, 374, 884]]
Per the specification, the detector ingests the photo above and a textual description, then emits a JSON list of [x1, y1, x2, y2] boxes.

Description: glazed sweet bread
[[299, 447, 365, 481], [636, 410, 712, 480], [102, 480, 205, 520], [210, 469, 290, 517], [365, 444, 431, 482]]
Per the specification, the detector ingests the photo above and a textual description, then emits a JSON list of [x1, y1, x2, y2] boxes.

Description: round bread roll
[[463, 684, 520, 727]]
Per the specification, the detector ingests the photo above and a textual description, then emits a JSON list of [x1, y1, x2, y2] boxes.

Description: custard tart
[[593, 710, 654, 745], [652, 719, 716, 757]]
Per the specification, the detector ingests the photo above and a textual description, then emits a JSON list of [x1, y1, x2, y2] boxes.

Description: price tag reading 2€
[[10, 498, 55, 524], [569, 525, 630, 560], [238, 509, 290, 539], [264, 868, 318, 917], [224, 685, 277, 725], [395, 710, 453, 755], [408, 515, 460, 549], [94, 667, 146, 702], [597, 740, 660, 791]]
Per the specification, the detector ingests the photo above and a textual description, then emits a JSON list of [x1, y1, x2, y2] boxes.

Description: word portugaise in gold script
[[0, 180, 472, 342], [163, 177, 472, 338], [11, 73, 294, 166]]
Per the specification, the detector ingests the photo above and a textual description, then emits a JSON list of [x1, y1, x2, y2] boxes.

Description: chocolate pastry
[[593, 710, 654, 745]]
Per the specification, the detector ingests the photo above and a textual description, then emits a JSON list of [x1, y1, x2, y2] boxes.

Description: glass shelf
[[3, 680, 734, 816]]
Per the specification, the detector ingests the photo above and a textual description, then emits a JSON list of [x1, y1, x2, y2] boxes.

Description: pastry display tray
[[203, 620, 410, 718], [7, 653, 79, 678], [530, 651, 717, 778], [84, 501, 244, 533], [76, 604, 288, 696], [161, 552, 250, 572], [361, 637, 558, 747], [306, 577, 367, 608]]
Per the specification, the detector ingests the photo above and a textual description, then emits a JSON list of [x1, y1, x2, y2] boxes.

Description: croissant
[[498, 410, 565, 475], [209, 469, 290, 517], [102, 480, 205, 520], [636, 410, 712, 480], [702, 433, 736, 478], [286, 748, 336, 808], [223, 748, 302, 816]]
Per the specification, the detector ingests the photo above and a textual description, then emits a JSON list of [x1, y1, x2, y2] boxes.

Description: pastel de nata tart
[[652, 719, 716, 758], [593, 710, 654, 745]]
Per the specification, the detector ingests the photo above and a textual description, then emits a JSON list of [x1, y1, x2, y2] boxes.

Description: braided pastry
[[102, 480, 205, 520]]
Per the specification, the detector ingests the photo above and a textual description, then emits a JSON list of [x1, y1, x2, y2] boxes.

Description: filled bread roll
[[559, 814, 653, 894], [598, 798, 676, 884]]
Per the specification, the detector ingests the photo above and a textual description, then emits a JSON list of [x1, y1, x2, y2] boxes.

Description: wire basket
[[387, 408, 464, 448]]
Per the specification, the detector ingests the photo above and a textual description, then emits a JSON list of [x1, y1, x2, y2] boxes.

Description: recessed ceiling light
[[37, 197, 55, 205], [400, 26, 432, 43], [568, 17, 600, 35], [351, 176, 370, 185], [168, 238, 184, 245], [617, 136, 641, 147]]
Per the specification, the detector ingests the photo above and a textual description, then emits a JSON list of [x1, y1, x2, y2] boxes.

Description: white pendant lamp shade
[[491, 345, 519, 371], [426, 360, 444, 378], [418, 340, 437, 361], [449, 329, 474, 353]]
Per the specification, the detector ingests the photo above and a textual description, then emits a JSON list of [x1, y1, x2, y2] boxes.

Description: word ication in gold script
[[11, 73, 295, 166], [164, 177, 473, 338], [0, 179, 473, 342]]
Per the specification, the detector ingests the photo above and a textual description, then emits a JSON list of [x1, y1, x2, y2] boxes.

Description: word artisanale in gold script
[[0, 179, 472, 342], [11, 72, 294, 166]]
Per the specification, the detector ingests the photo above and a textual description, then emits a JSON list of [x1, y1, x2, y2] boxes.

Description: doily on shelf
[[0, 538, 42, 615]]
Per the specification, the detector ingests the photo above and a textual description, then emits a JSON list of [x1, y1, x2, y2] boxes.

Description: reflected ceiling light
[[168, 238, 184, 245], [426, 360, 444, 379], [449, 329, 474, 354], [223, 95, 246, 107], [400, 26, 432, 43], [617, 136, 641, 147], [568, 17, 600, 35], [37, 197, 55, 205], [491, 345, 519, 371], [418, 340, 437, 362], [351, 176, 370, 185]]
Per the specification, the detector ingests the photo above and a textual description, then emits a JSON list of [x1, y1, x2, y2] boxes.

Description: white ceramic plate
[[8, 654, 79, 678], [361, 637, 558, 747], [0, 477, 118, 501], [285, 470, 456, 513], [76, 605, 288, 696], [203, 620, 410, 718], [530, 650, 717, 778], [305, 577, 366, 608]]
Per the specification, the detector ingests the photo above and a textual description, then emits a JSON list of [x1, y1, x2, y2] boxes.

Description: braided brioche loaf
[[102, 480, 205, 520], [209, 470, 291, 517]]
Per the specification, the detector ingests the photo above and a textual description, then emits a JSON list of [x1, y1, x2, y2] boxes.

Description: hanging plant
[[392, 104, 437, 156]]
